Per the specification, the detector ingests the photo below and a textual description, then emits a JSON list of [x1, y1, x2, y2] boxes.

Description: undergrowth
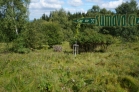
[[0, 42, 139, 92]]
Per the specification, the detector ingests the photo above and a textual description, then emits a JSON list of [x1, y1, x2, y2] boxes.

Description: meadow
[[0, 42, 139, 92]]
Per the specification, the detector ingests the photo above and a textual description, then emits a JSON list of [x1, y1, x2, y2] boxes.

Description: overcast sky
[[29, 0, 138, 20]]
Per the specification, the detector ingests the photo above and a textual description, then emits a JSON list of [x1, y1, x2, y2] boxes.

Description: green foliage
[[0, 42, 139, 92], [38, 78, 53, 92], [24, 25, 45, 49], [87, 5, 100, 13], [0, 18, 18, 42], [49, 8, 71, 29], [0, 29, 4, 42], [1, 0, 139, 91], [119, 75, 139, 92], [41, 14, 49, 21], [11, 19, 64, 53], [42, 22, 64, 47], [70, 29, 114, 52], [100, 26, 139, 42], [46, 8, 73, 41], [0, 0, 30, 42], [1, 0, 139, 54], [12, 35, 30, 53], [116, 0, 138, 14], [12, 21, 46, 53]]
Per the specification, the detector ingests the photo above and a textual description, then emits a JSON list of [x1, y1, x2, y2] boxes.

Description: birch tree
[[0, 0, 30, 42]]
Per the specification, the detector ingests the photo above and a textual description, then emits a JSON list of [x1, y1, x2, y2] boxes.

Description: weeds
[[0, 42, 139, 92]]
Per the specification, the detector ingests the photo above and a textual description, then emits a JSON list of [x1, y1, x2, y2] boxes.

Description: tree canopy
[[0, 0, 30, 42], [0, 0, 139, 53]]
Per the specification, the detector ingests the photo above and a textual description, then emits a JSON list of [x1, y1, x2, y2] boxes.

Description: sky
[[29, 0, 139, 20]]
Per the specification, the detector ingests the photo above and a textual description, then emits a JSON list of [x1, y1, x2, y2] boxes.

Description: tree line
[[0, 0, 139, 53]]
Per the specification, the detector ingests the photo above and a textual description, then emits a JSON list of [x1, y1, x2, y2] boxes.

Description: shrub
[[12, 27, 46, 53], [70, 29, 114, 52], [24, 28, 45, 49], [42, 22, 64, 47], [12, 35, 30, 53]]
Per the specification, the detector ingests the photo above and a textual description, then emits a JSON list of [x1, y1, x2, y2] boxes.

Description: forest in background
[[0, 0, 139, 53]]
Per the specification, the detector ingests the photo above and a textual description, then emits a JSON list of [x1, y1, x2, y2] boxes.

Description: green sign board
[[73, 15, 139, 27], [73, 18, 95, 24]]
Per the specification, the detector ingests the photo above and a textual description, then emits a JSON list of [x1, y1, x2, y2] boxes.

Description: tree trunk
[[15, 25, 18, 35]]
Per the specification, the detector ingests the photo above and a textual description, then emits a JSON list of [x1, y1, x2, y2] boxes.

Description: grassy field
[[0, 42, 139, 92]]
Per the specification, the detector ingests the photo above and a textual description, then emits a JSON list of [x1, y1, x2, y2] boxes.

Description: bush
[[41, 22, 64, 47], [12, 36, 30, 53], [100, 26, 139, 42], [12, 26, 46, 53], [24, 29, 45, 49], [70, 29, 114, 52]]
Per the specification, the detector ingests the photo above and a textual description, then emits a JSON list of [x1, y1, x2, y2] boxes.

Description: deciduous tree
[[0, 0, 30, 42]]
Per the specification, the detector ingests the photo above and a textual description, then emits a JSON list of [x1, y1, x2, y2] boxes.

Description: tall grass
[[0, 42, 139, 92]]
